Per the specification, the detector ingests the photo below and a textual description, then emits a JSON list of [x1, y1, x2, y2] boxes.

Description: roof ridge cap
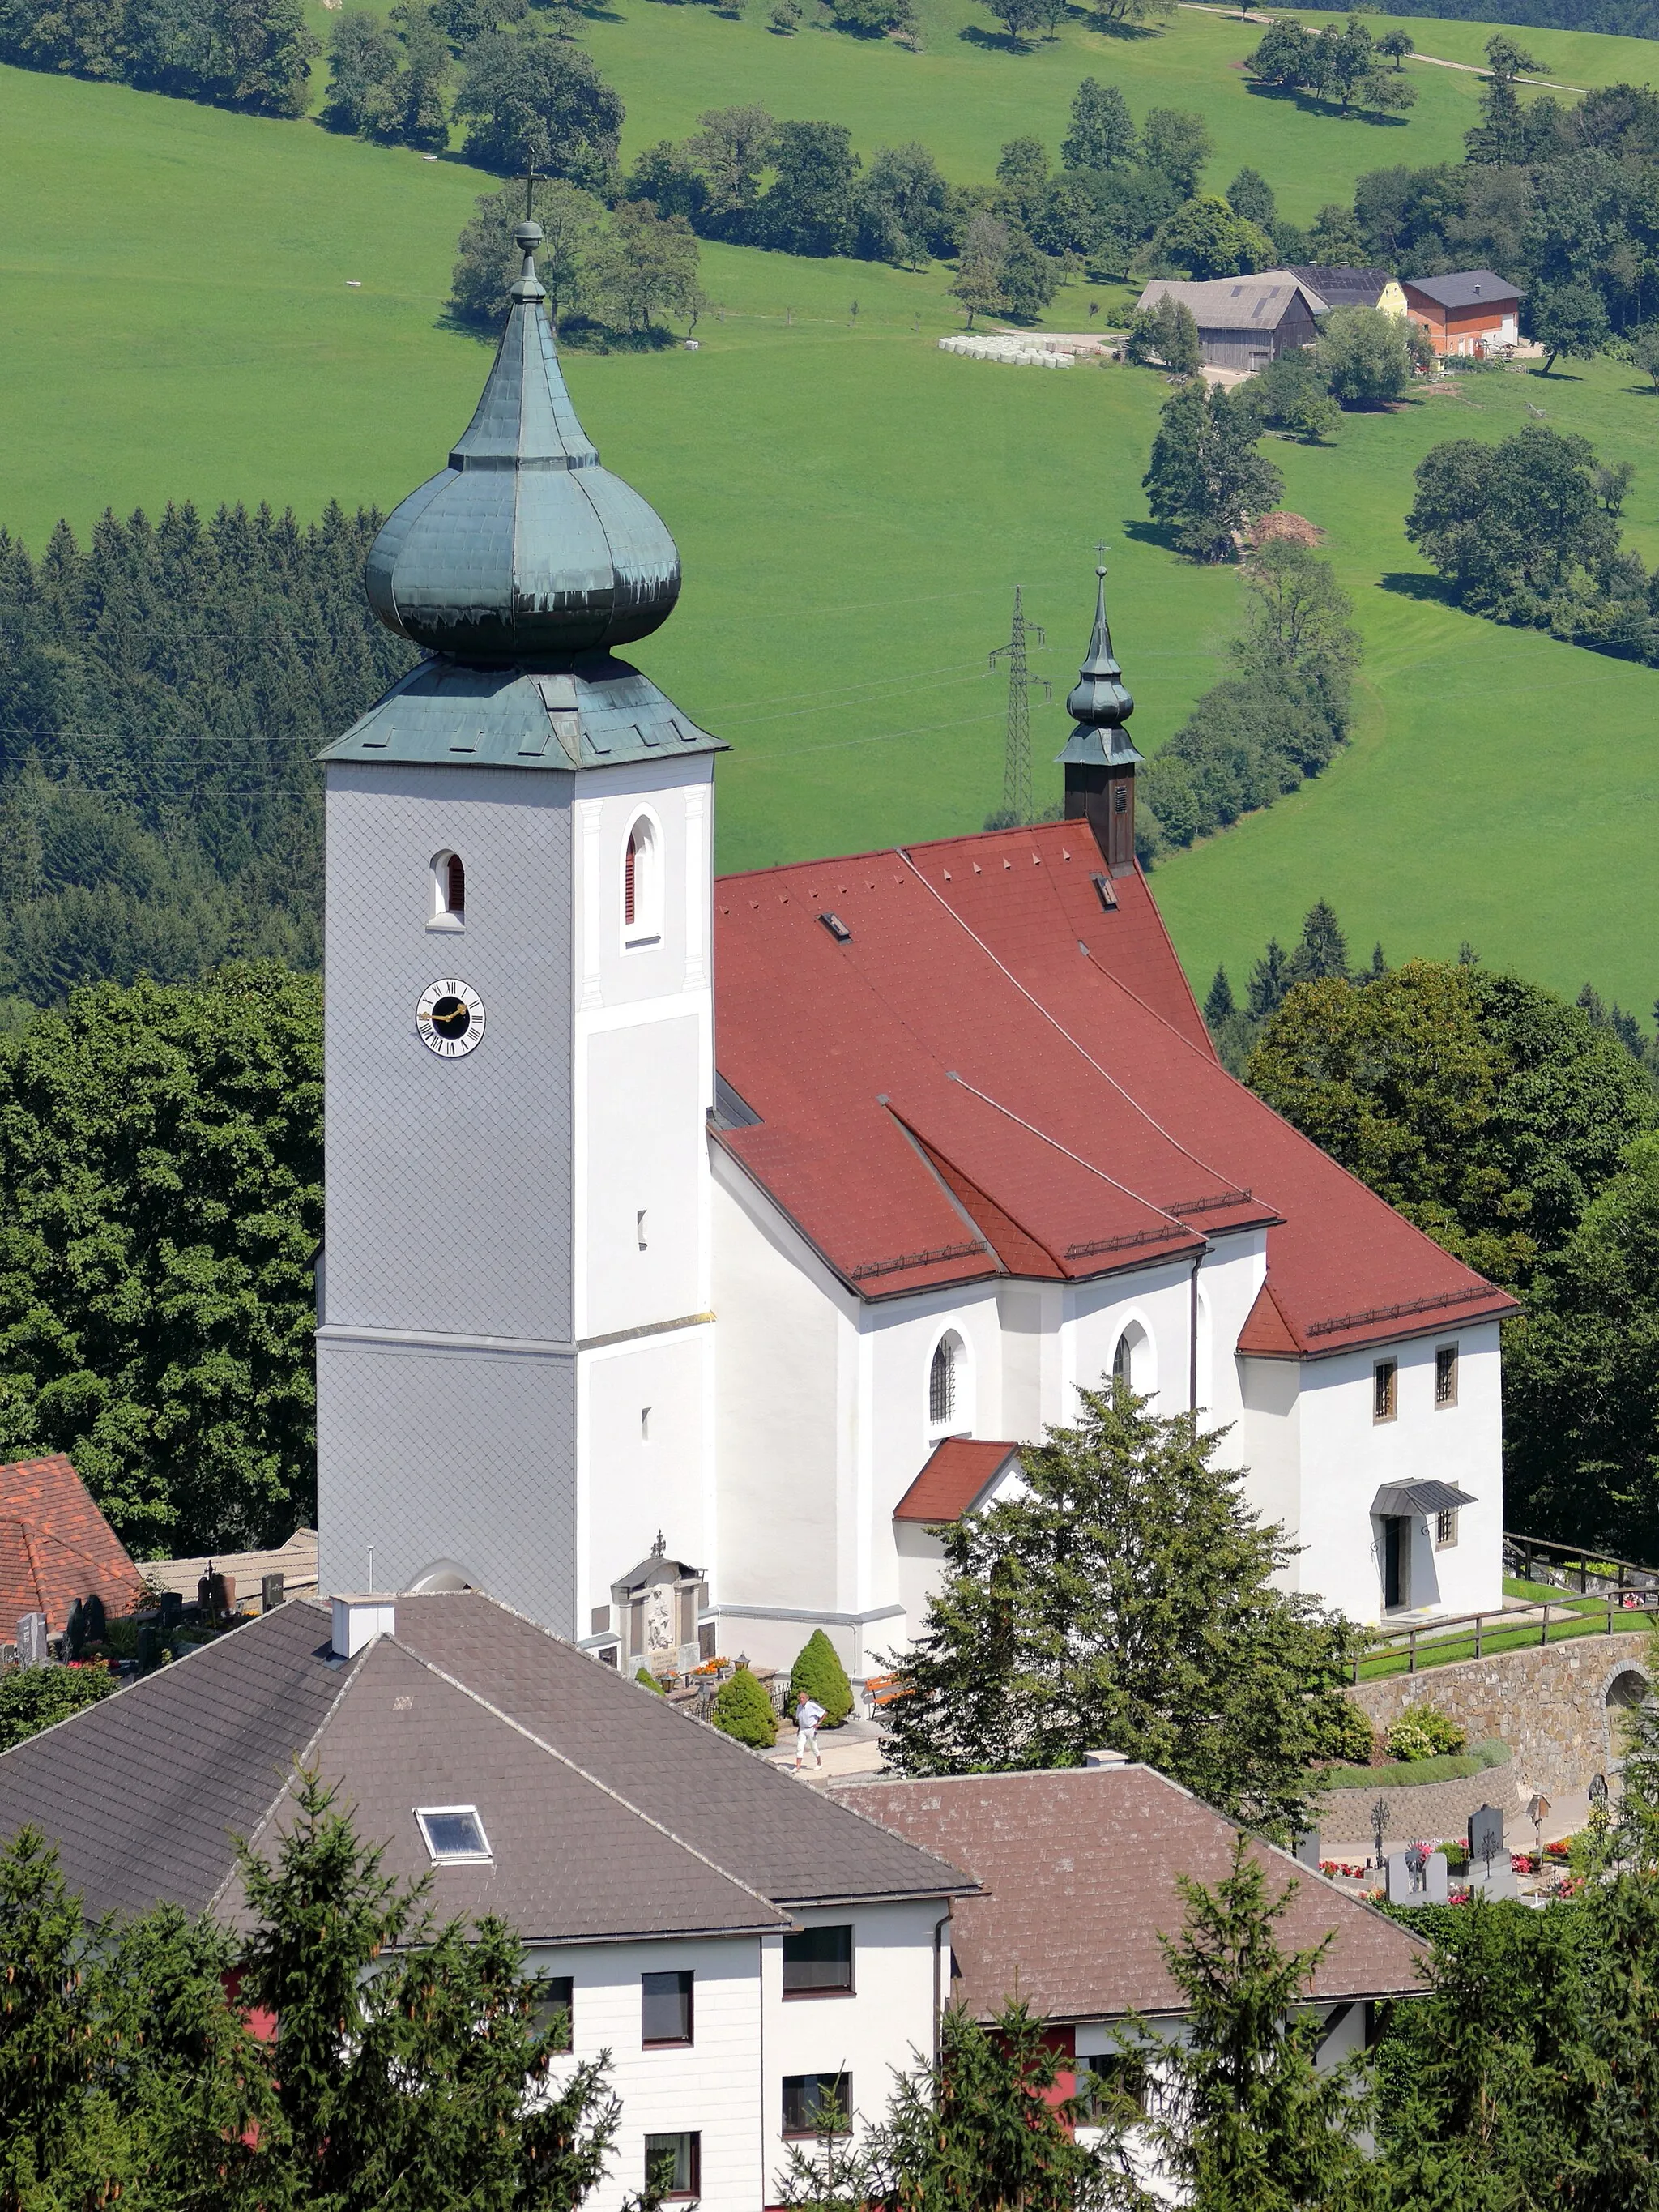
[[386, 1641, 791, 1923], [207, 1620, 378, 1915]]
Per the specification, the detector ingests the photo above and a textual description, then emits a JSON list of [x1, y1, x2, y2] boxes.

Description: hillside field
[[2, 0, 1659, 1007]]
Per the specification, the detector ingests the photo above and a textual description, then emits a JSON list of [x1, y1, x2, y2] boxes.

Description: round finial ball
[[514, 220, 544, 251]]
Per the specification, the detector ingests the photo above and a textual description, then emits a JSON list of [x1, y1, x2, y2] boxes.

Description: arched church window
[[431, 851, 465, 926], [1111, 1322, 1149, 1396], [929, 1336, 957, 1427], [624, 813, 661, 946]]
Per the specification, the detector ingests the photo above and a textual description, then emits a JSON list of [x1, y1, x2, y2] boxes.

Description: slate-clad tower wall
[[315, 226, 724, 1634]]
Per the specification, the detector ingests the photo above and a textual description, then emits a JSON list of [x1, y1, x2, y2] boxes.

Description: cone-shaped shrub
[[712, 1665, 778, 1749], [788, 1629, 853, 1727], [636, 1666, 667, 1693]]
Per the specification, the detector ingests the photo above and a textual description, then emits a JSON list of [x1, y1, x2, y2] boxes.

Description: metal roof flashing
[[319, 655, 727, 771]]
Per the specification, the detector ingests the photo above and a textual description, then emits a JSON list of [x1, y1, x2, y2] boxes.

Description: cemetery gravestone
[[83, 1593, 106, 1644], [1294, 1830, 1320, 1869], [262, 1572, 284, 1613], [157, 1591, 183, 1632], [1467, 1803, 1516, 1895], [16, 1613, 48, 1666], [1387, 1847, 1449, 1904], [65, 1599, 87, 1660]]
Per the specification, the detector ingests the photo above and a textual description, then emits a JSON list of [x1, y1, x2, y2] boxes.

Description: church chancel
[[316, 223, 1516, 1672]]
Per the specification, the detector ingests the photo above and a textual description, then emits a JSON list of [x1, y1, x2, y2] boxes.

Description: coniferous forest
[[0, 503, 414, 1014]]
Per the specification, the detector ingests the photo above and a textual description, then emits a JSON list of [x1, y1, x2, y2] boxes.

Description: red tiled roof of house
[[0, 1456, 147, 1633], [834, 1768, 1427, 2019], [893, 1440, 1021, 1524], [711, 824, 1517, 1356]]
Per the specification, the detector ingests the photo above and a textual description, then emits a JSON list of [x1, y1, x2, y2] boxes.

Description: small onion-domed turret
[[1056, 550, 1144, 873], [365, 223, 681, 664], [1064, 556, 1135, 734]]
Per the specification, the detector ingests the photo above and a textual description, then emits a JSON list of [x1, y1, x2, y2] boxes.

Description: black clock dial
[[429, 994, 471, 1039]]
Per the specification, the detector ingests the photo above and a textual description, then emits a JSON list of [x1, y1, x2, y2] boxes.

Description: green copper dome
[[366, 224, 681, 664]]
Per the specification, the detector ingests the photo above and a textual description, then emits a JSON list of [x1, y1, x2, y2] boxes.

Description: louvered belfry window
[[625, 831, 638, 927], [929, 1339, 955, 1426], [446, 853, 465, 915]]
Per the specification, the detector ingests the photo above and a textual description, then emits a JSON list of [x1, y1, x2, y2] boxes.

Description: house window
[[1435, 1345, 1459, 1408], [1075, 2052, 1148, 2120], [783, 1924, 854, 1996], [414, 1805, 492, 1864], [783, 2073, 853, 2136], [928, 1336, 957, 1427], [531, 1975, 574, 2050], [431, 850, 465, 925], [642, 1970, 693, 2047], [644, 2132, 700, 2201], [624, 814, 661, 946], [1436, 1510, 1460, 1550], [1373, 1360, 1397, 1423]]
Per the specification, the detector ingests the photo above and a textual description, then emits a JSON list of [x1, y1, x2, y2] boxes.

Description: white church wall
[[710, 1152, 847, 1620], [580, 1011, 706, 1341], [1294, 1323, 1503, 1626], [1236, 1354, 1303, 1569], [1064, 1259, 1194, 1413], [864, 1283, 1004, 1605], [996, 1280, 1050, 1440], [1193, 1232, 1268, 1422], [579, 1326, 714, 1629]]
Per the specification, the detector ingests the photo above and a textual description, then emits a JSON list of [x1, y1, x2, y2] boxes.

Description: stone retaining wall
[[1343, 1629, 1653, 1797], [1314, 1766, 1522, 1844]]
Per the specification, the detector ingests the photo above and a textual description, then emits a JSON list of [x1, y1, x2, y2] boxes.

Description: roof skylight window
[[415, 1805, 493, 1864]]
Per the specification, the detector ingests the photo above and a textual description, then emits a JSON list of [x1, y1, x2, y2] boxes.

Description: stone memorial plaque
[[1385, 1852, 1416, 1904], [1388, 1849, 1449, 1903], [15, 1612, 48, 1667], [1423, 1851, 1448, 1903]]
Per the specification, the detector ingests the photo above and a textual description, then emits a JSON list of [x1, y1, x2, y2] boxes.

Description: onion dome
[[365, 224, 681, 664], [1056, 553, 1144, 771]]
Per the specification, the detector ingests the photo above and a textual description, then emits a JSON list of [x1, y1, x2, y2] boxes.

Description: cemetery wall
[[1314, 1766, 1522, 1843], [1342, 1630, 1653, 1797]]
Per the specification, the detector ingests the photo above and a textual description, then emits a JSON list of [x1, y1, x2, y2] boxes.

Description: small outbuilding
[[1133, 276, 1326, 371], [1401, 270, 1524, 357]]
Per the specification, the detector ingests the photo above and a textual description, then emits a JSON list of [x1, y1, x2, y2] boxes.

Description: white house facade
[[313, 223, 1515, 1668]]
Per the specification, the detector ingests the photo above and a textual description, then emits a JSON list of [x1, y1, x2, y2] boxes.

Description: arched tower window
[[1111, 1321, 1151, 1397], [431, 851, 465, 927], [929, 1339, 956, 1426], [623, 813, 661, 946]]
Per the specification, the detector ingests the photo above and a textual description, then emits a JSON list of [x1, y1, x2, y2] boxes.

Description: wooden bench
[[864, 1672, 909, 1716]]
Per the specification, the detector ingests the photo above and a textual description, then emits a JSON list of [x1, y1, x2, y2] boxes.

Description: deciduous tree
[[454, 32, 623, 187], [1315, 305, 1418, 405], [1143, 382, 1284, 562], [1063, 76, 1137, 172], [1141, 105, 1211, 196]]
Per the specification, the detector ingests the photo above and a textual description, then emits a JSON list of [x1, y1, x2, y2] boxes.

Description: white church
[[314, 221, 1515, 1677]]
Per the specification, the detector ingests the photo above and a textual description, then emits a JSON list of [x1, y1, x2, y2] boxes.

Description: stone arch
[[1601, 1658, 1651, 1770]]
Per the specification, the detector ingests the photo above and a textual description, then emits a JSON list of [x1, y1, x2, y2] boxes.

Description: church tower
[[315, 224, 723, 1642], [1056, 555, 1143, 873]]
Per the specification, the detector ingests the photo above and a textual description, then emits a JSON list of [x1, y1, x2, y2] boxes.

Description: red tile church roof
[[0, 1455, 147, 1633], [893, 1440, 1021, 1524], [711, 824, 1517, 1357]]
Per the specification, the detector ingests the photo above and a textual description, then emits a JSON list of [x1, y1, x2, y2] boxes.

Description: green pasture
[[5, 6, 1659, 1008]]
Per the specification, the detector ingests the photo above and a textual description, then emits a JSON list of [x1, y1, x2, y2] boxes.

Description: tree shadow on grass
[[1379, 570, 1456, 605], [1121, 517, 1183, 553], [1242, 79, 1412, 126], [957, 22, 1045, 51], [1073, 5, 1166, 39]]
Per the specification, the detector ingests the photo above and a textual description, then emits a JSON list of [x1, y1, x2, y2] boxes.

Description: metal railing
[[1354, 1588, 1657, 1682], [1503, 1530, 1659, 1602]]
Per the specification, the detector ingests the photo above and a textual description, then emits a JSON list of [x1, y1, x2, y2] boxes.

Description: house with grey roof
[[0, 1590, 971, 2210], [1133, 276, 1327, 371], [1271, 265, 1408, 318], [1401, 270, 1524, 357]]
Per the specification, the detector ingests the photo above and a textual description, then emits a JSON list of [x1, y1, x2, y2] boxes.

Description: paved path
[[1176, 3, 1590, 93]]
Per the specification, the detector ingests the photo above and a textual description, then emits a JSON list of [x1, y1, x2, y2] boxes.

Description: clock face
[[416, 979, 486, 1058]]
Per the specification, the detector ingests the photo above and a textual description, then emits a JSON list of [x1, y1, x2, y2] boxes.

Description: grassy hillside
[[3, 2, 1659, 1010]]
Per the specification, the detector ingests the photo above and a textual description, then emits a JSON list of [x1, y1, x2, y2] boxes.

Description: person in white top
[[794, 1691, 826, 1770]]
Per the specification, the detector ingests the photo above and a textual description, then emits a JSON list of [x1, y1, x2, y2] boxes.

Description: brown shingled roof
[[832, 1769, 1427, 2021], [0, 1591, 971, 1928], [893, 1440, 1021, 1524], [0, 1455, 147, 1635]]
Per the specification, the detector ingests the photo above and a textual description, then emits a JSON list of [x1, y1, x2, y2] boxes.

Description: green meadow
[[3, 0, 1659, 1005]]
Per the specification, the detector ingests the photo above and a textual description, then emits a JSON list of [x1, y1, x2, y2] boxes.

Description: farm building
[[1402, 270, 1524, 357], [1132, 275, 1326, 370], [1273, 265, 1409, 316]]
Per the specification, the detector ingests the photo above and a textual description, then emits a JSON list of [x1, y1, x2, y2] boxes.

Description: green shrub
[[1385, 1706, 1467, 1762], [636, 1666, 667, 1694], [1313, 1738, 1509, 1789], [788, 1629, 854, 1727], [1328, 1700, 1376, 1766], [712, 1666, 779, 1749], [0, 1664, 117, 1752]]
